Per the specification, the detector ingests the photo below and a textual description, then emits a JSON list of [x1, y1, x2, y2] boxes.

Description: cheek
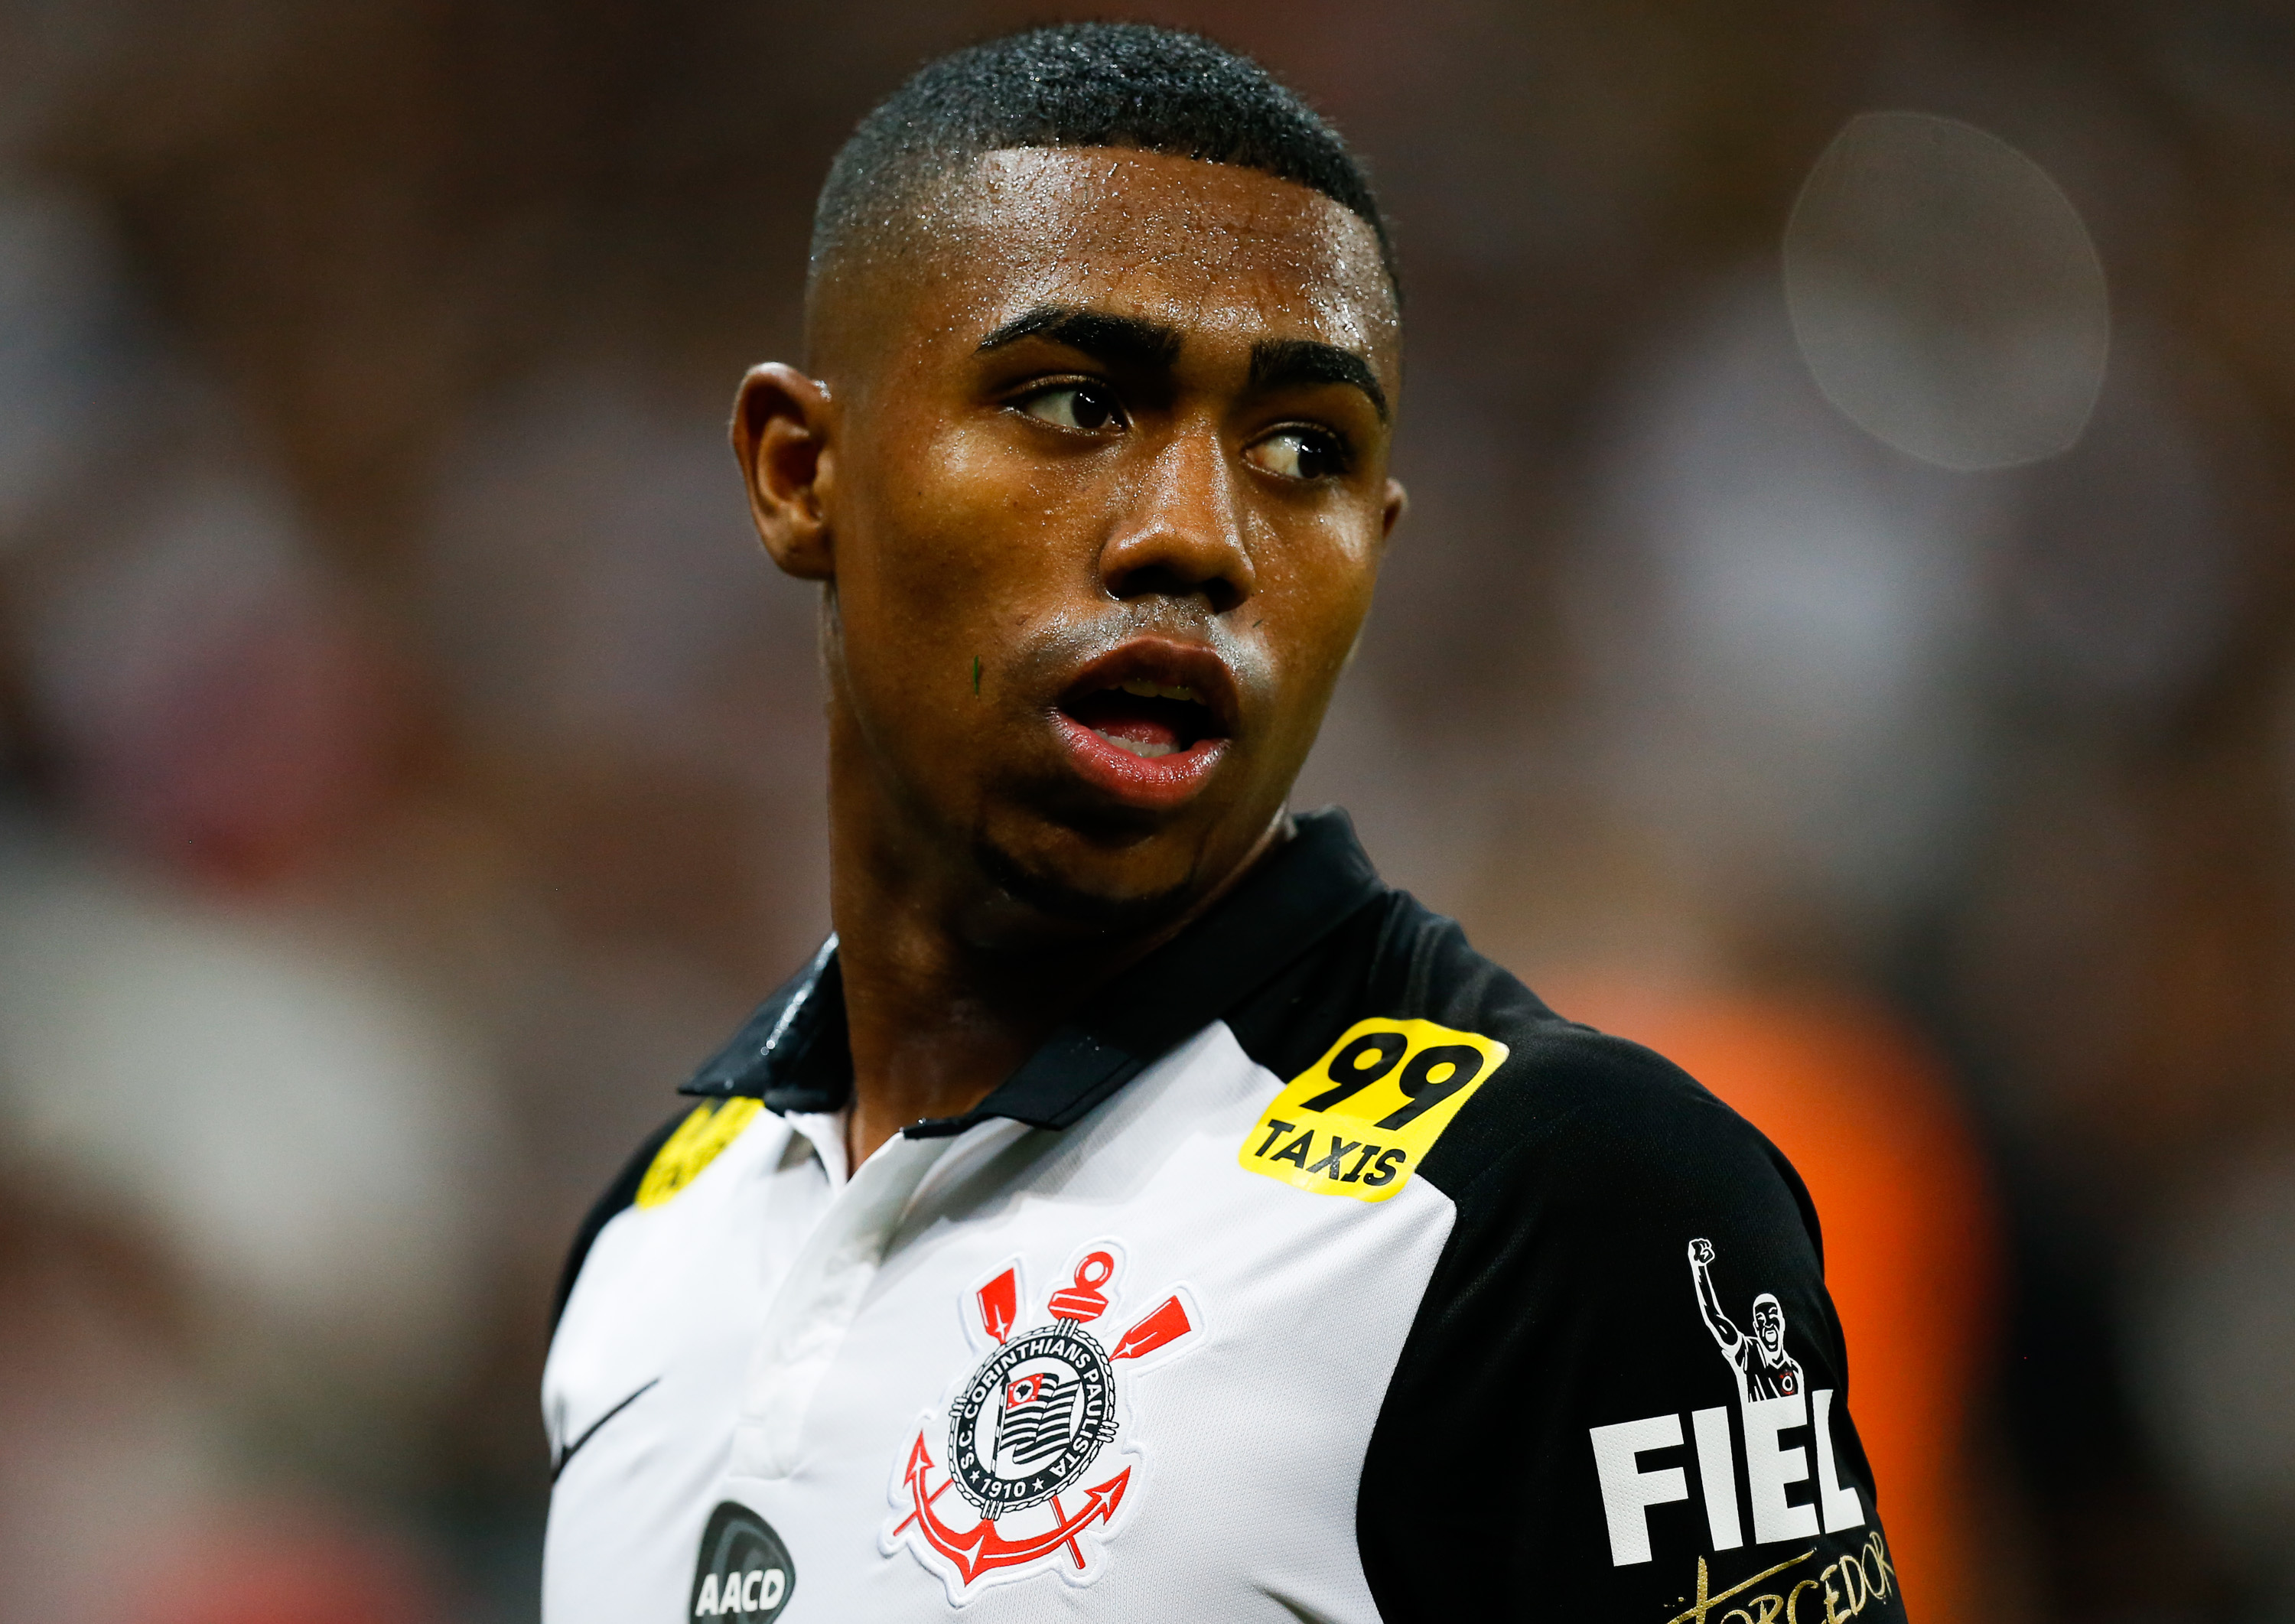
[[845, 431, 1013, 613], [834, 425, 1086, 695], [1258, 526, 1382, 685]]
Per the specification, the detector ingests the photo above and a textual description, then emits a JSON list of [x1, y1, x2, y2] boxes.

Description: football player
[[544, 24, 1905, 1623]]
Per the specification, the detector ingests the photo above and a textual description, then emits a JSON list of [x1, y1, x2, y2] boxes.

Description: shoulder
[[1345, 890, 1819, 1245], [1433, 1016, 1818, 1251], [549, 1105, 692, 1331], [1220, 886, 1818, 1247]]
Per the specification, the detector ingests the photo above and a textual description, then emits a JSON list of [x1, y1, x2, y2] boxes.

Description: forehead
[[917, 147, 1398, 364]]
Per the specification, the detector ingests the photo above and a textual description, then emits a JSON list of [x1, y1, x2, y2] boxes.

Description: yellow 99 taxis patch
[[636, 1098, 764, 1209], [1239, 1017, 1509, 1202]]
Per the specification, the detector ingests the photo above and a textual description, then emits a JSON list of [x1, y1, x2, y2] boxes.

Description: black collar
[[679, 808, 1385, 1137]]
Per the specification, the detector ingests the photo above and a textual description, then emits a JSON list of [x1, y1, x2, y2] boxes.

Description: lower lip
[[1050, 713, 1229, 810]]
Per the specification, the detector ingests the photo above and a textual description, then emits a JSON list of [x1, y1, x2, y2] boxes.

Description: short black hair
[[810, 24, 1397, 296]]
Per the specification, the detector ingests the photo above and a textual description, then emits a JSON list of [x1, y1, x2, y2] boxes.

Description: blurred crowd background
[[2, 0, 2292, 1619]]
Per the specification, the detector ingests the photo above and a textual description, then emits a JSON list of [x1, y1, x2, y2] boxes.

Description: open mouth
[[1049, 643, 1239, 810], [1059, 677, 1218, 760]]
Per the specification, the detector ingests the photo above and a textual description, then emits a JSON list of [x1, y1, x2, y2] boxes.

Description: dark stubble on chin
[[969, 832, 1200, 937]]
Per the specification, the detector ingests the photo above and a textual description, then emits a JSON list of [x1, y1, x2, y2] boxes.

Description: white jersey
[[542, 812, 1902, 1623]]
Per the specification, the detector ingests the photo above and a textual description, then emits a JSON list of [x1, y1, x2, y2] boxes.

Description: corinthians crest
[[884, 1242, 1199, 1597]]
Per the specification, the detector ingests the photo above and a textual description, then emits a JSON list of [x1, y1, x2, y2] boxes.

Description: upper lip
[[1056, 640, 1242, 740]]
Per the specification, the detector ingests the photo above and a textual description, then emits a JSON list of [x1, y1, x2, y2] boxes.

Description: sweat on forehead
[[805, 148, 1399, 382], [804, 24, 1398, 322]]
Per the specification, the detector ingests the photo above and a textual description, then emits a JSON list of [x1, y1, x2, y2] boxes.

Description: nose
[[1097, 427, 1256, 614]]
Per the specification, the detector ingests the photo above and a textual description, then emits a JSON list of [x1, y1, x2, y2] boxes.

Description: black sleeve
[[1357, 1020, 1907, 1623]]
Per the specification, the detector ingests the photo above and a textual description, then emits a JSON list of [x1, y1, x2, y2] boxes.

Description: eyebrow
[[976, 304, 1183, 369], [1249, 337, 1388, 424], [976, 303, 1389, 424]]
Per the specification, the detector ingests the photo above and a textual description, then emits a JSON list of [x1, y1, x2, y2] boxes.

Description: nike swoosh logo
[[551, 1378, 659, 1482]]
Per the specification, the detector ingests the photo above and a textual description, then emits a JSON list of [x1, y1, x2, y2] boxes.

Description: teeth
[[1115, 678, 1201, 704], [1097, 731, 1178, 759]]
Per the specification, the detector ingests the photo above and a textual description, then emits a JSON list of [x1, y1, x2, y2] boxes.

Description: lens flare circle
[[1784, 111, 2109, 470]]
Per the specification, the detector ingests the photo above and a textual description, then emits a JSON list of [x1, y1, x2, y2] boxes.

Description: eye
[[1020, 382, 1125, 432], [1244, 427, 1350, 481]]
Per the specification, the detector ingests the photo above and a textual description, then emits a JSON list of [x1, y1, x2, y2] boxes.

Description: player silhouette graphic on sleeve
[[1688, 1238, 1805, 1402]]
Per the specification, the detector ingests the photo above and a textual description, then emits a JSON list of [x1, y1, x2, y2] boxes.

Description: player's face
[[1754, 1300, 1784, 1352], [751, 148, 1403, 932]]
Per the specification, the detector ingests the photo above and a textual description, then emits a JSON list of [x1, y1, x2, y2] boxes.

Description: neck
[[825, 756, 1282, 1171]]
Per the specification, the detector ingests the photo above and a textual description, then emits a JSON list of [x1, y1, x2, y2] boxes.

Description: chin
[[968, 825, 1204, 941]]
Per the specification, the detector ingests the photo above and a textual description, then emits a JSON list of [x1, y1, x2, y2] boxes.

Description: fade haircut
[[809, 24, 1398, 308]]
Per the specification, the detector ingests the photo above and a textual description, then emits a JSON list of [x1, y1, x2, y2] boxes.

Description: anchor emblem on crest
[[884, 1242, 1198, 1596]]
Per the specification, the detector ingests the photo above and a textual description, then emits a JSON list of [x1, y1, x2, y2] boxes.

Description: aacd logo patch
[[689, 1501, 795, 1621], [638, 1098, 763, 1209], [1239, 1017, 1508, 1202]]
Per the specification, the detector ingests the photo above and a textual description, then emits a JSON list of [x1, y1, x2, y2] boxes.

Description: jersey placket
[[735, 1131, 952, 1480], [732, 1117, 1030, 1481]]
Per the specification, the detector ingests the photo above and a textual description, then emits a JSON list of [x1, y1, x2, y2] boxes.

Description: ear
[[731, 363, 837, 581], [1379, 477, 1408, 544]]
